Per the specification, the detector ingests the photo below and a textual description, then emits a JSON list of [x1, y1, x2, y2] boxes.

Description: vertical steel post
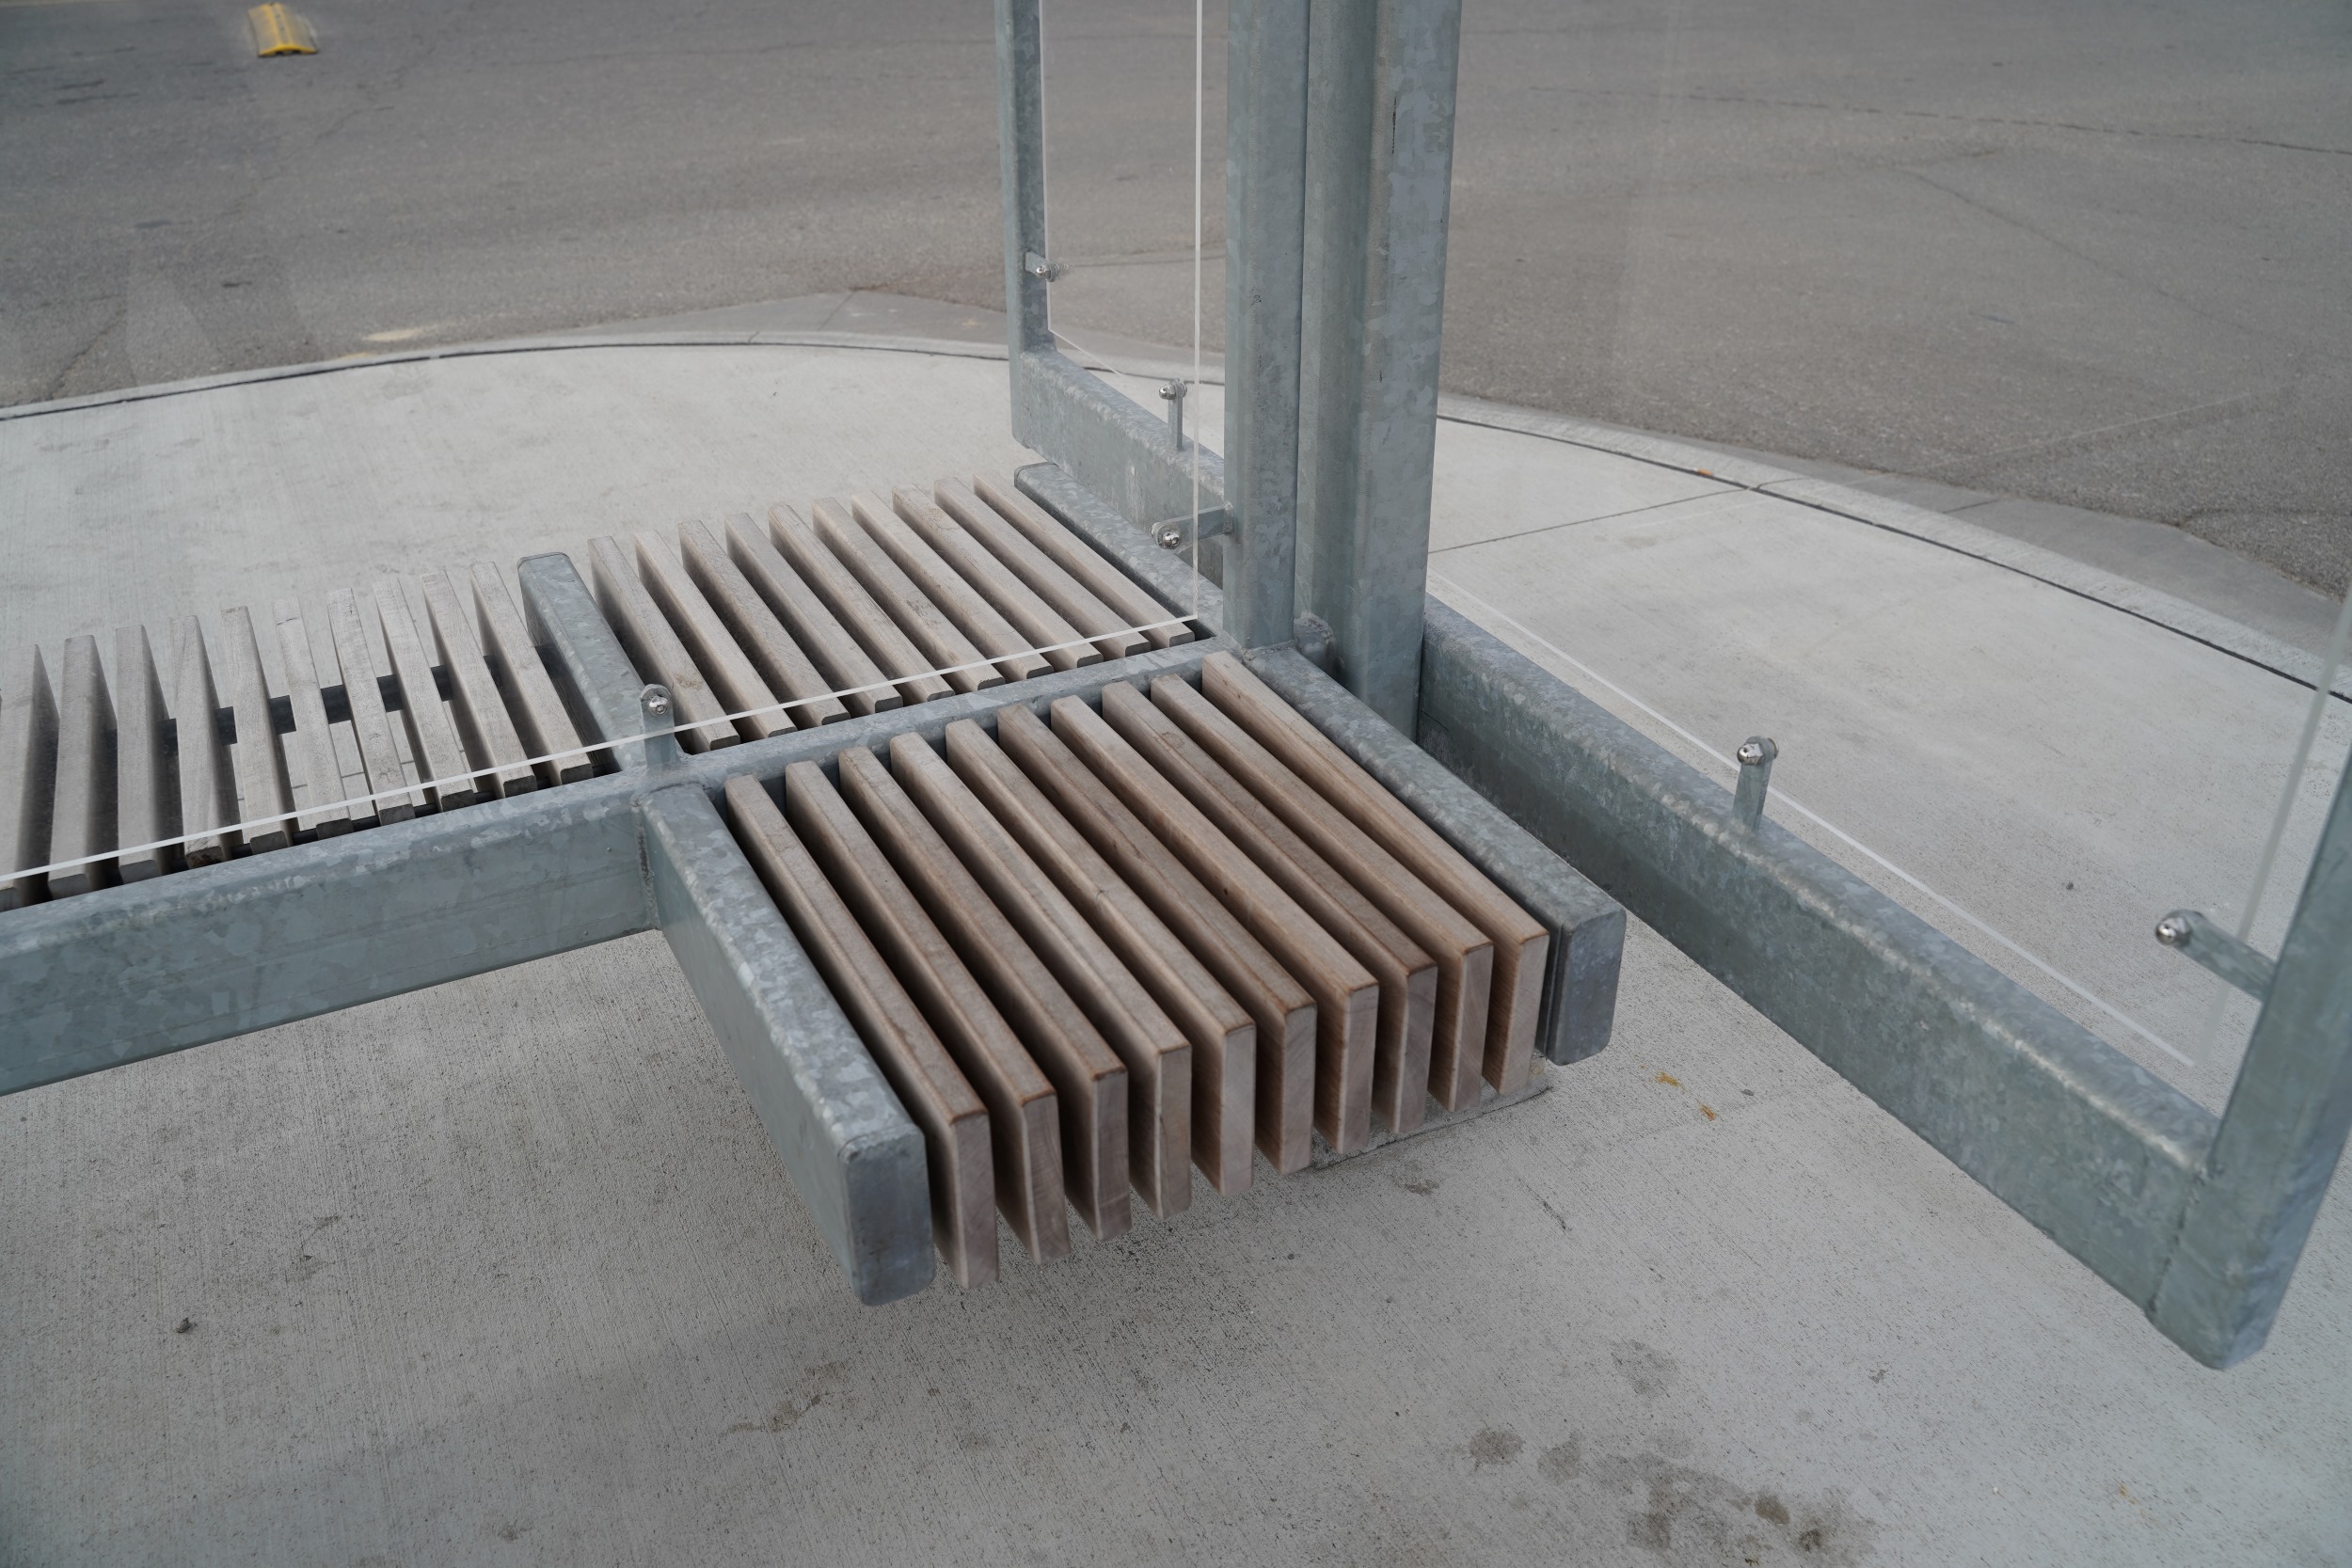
[[1295, 0, 1465, 731], [1222, 0, 1311, 650], [996, 0, 1052, 360], [2152, 749, 2352, 1366]]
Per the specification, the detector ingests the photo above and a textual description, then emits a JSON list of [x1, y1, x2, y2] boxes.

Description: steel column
[[1295, 0, 1464, 732], [1222, 0, 1311, 649]]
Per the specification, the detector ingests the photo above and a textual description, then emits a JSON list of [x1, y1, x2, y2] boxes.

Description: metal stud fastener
[[1733, 736, 1777, 829]]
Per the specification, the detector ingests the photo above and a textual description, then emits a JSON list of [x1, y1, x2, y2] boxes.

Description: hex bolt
[[640, 684, 682, 768], [1733, 736, 1777, 829]]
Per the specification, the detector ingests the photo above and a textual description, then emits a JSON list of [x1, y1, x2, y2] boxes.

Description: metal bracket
[[1021, 250, 1063, 282], [1151, 507, 1232, 553], [1733, 736, 1776, 829], [2155, 909, 2277, 1000]]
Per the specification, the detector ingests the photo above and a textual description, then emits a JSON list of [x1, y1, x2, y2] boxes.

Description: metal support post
[[2152, 758, 2352, 1365], [994, 0, 1231, 537], [1222, 0, 1311, 650], [1295, 0, 1464, 731]]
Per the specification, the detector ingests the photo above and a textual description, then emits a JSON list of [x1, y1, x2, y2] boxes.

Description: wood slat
[[809, 498, 1001, 696], [587, 536, 738, 752], [0, 644, 57, 909], [471, 564, 596, 780], [972, 475, 1193, 649], [995, 702, 1316, 1175], [724, 513, 899, 719], [934, 479, 1146, 660], [217, 607, 294, 852], [892, 487, 1097, 673], [681, 519, 848, 730], [1201, 651, 1551, 1095], [326, 590, 422, 823], [1055, 692, 1380, 1156], [1102, 681, 1438, 1137], [46, 635, 117, 895], [843, 494, 1046, 684], [113, 625, 178, 880], [784, 758, 1069, 1264], [167, 617, 241, 863], [273, 602, 356, 836], [1152, 673, 1499, 1115], [839, 745, 1131, 1243], [373, 578, 478, 812], [892, 731, 1191, 1218], [632, 533, 790, 743], [725, 774, 996, 1288], [946, 718, 1258, 1196], [420, 569, 538, 797], [767, 506, 952, 706]]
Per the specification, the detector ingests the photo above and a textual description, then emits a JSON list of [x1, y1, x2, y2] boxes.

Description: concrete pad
[[2, 338, 2347, 1564]]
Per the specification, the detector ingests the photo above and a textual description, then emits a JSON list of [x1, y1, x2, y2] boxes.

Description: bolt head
[[642, 687, 672, 718], [1154, 523, 1184, 549], [2155, 913, 2193, 947], [1737, 740, 1767, 767]]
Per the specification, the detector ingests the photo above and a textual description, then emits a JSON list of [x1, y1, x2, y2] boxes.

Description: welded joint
[[2155, 909, 2276, 1001], [1733, 736, 1776, 830]]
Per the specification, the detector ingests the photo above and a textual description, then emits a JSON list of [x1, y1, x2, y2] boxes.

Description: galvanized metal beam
[[1412, 598, 2225, 1349], [0, 782, 652, 1095], [1240, 641, 1623, 1065], [640, 784, 934, 1306], [1295, 0, 1464, 733], [1221, 0, 1311, 650], [520, 551, 645, 770]]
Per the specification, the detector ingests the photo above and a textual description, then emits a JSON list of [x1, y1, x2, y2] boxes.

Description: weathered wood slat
[[1152, 673, 1497, 1115], [1055, 692, 1380, 1156], [167, 617, 241, 862], [844, 494, 1046, 684], [934, 479, 1146, 660], [680, 520, 848, 731], [893, 732, 1191, 1218], [587, 537, 739, 752], [0, 645, 58, 909], [1202, 651, 1550, 1095], [272, 602, 356, 836], [373, 578, 478, 812], [632, 533, 791, 743], [724, 513, 899, 718], [767, 506, 952, 707], [946, 718, 1258, 1196], [783, 758, 1070, 1264], [471, 564, 596, 780], [326, 590, 422, 823], [996, 701, 1316, 1175], [839, 744, 1131, 1243], [893, 487, 1097, 673], [726, 774, 996, 1288], [973, 475, 1193, 649], [811, 498, 1000, 696], [1102, 681, 1437, 1137], [421, 569, 538, 797], [112, 626, 177, 880], [217, 607, 294, 852], [46, 635, 118, 895]]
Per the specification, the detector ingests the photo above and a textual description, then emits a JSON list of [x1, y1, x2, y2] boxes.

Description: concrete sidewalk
[[1, 325, 2345, 1564]]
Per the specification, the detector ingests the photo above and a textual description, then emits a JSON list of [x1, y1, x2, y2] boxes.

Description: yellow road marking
[[246, 4, 314, 56]]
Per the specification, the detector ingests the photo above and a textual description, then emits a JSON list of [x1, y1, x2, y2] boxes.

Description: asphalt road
[[5, 0, 2348, 592]]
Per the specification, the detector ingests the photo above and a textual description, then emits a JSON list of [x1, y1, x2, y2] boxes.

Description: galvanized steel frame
[[991, 0, 2348, 1366]]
